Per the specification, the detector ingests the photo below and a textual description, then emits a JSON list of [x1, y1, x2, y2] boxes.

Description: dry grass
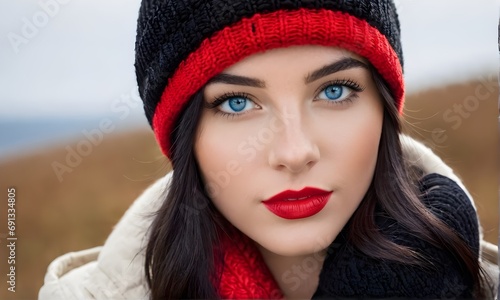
[[0, 79, 497, 299], [0, 130, 169, 300], [403, 78, 498, 245]]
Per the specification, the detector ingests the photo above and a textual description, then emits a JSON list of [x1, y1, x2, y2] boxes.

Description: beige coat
[[39, 136, 499, 299]]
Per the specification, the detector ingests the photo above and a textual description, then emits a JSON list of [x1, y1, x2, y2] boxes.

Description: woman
[[40, 0, 498, 299]]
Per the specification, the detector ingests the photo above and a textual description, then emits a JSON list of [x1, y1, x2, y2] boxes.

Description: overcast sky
[[0, 0, 499, 120]]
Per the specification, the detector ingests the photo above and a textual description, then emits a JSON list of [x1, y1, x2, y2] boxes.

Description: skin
[[194, 45, 384, 299]]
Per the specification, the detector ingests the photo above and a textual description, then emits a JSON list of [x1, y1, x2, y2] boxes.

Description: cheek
[[194, 113, 259, 210], [307, 98, 382, 250], [337, 117, 381, 170], [321, 100, 383, 193], [194, 116, 274, 240]]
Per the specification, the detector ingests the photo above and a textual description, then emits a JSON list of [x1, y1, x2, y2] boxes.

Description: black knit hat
[[135, 0, 404, 157]]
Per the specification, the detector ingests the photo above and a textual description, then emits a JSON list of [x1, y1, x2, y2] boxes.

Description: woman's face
[[194, 45, 383, 257]]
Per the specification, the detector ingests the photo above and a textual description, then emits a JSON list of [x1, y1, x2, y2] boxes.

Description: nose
[[268, 113, 320, 174]]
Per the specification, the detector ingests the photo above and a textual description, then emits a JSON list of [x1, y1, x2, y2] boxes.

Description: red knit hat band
[[153, 8, 404, 157]]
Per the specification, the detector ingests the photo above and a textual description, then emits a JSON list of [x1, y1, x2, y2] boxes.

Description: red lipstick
[[262, 187, 332, 219]]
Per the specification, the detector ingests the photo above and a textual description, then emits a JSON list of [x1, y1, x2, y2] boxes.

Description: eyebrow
[[206, 57, 369, 88], [305, 57, 369, 83], [207, 73, 266, 88]]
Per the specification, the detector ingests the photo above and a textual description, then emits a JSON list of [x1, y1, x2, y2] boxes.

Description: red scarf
[[215, 230, 284, 299]]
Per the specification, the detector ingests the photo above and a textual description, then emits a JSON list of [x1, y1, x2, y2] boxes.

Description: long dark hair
[[144, 67, 487, 299]]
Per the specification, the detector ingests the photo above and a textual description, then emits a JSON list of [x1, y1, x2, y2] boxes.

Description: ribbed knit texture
[[214, 173, 479, 298], [216, 230, 283, 299], [135, 0, 404, 157], [313, 173, 478, 298]]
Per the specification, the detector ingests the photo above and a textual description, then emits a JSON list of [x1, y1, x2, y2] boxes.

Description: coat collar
[[39, 135, 491, 299]]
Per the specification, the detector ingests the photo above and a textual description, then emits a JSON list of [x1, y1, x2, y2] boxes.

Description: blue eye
[[319, 84, 353, 102], [219, 96, 256, 114], [228, 98, 246, 112]]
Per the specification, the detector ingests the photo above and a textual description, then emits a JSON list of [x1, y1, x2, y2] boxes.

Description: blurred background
[[0, 0, 498, 299]]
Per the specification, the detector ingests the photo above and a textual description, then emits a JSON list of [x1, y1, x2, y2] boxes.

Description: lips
[[262, 187, 332, 219]]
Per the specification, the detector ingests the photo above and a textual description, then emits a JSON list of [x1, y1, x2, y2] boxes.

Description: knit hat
[[135, 0, 405, 157]]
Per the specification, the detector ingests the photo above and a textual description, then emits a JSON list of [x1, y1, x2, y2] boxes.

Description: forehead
[[222, 45, 367, 76]]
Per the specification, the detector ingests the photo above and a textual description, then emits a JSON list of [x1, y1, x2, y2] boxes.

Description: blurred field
[[402, 76, 499, 246], [0, 130, 169, 300], [0, 78, 498, 299]]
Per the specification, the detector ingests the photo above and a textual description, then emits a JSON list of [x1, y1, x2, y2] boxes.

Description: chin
[[256, 227, 339, 258]]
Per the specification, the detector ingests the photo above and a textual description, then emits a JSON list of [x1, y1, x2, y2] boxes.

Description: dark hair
[[144, 66, 486, 299]]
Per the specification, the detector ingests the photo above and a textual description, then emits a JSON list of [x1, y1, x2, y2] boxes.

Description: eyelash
[[206, 78, 365, 118], [206, 91, 252, 109], [314, 79, 365, 105], [206, 91, 257, 118]]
